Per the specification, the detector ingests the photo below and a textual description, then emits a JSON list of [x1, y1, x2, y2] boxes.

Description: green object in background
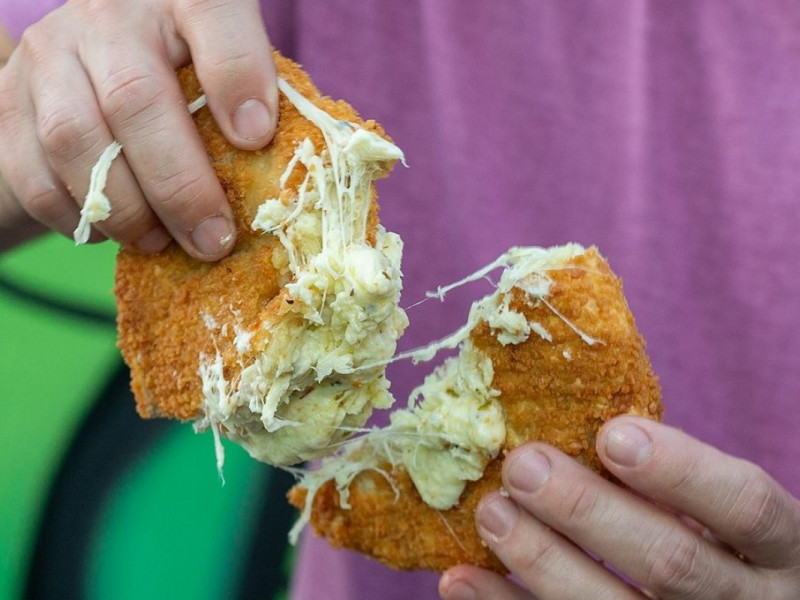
[[0, 235, 292, 600], [0, 234, 119, 600], [0, 233, 118, 317], [85, 426, 268, 600]]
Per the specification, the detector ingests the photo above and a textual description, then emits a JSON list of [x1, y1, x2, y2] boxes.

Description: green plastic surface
[[0, 235, 291, 600], [85, 426, 267, 600], [0, 235, 119, 600]]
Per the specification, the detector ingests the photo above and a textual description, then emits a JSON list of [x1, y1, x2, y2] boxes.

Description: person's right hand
[[0, 0, 279, 259]]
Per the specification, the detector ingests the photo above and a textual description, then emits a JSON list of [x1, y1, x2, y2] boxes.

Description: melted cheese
[[195, 78, 408, 468], [290, 243, 595, 539], [392, 342, 504, 508], [77, 68, 596, 535], [73, 141, 122, 244]]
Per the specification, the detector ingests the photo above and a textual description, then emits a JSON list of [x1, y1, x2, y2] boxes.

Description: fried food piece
[[115, 52, 406, 467], [114, 50, 659, 574], [288, 246, 662, 571]]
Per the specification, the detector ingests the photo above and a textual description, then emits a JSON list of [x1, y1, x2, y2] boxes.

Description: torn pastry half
[[115, 51, 408, 467], [288, 244, 662, 572]]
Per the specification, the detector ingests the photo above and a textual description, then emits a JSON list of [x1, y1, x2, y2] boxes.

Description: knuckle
[[728, 464, 782, 545], [0, 87, 19, 129], [178, 0, 236, 18], [179, 0, 266, 79], [74, 0, 107, 12], [562, 484, 604, 524], [69, 0, 120, 23], [643, 528, 706, 594], [98, 66, 169, 127], [149, 168, 208, 219], [667, 452, 703, 496], [513, 533, 562, 576], [102, 203, 154, 243], [17, 27, 50, 68], [208, 49, 261, 79], [20, 177, 68, 223], [38, 105, 102, 164]]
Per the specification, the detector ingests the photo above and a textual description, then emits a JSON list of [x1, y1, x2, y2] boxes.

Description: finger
[[0, 53, 79, 239], [25, 39, 170, 252], [473, 491, 645, 600], [0, 23, 14, 62], [81, 32, 235, 260], [598, 417, 800, 568], [175, 0, 278, 149], [440, 565, 533, 600], [502, 445, 761, 599]]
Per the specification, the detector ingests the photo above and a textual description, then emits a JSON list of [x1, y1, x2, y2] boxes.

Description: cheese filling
[[194, 78, 408, 467], [87, 70, 594, 532], [289, 243, 592, 541], [73, 140, 123, 245]]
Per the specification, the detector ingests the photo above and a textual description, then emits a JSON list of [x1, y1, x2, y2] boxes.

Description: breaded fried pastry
[[115, 52, 407, 466], [288, 245, 662, 571], [113, 51, 660, 573]]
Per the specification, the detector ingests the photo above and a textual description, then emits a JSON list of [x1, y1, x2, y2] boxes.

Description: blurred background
[[0, 235, 294, 600]]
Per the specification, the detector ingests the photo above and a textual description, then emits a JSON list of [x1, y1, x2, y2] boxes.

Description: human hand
[[0, 0, 278, 258], [439, 416, 800, 599]]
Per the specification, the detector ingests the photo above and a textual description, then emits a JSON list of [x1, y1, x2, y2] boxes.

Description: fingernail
[[191, 216, 234, 257], [476, 495, 518, 541], [507, 448, 551, 493], [439, 576, 476, 600], [134, 227, 171, 253], [604, 422, 653, 467], [232, 98, 272, 141]]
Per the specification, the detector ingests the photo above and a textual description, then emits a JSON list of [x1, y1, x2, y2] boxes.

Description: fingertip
[[597, 415, 657, 452], [230, 56, 279, 149], [439, 570, 477, 600], [188, 214, 235, 260], [441, 565, 522, 600], [503, 446, 552, 494], [475, 492, 519, 545], [230, 96, 277, 149], [598, 418, 655, 469]]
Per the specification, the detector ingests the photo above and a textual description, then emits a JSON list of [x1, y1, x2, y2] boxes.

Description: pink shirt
[[4, 2, 800, 598], [268, 3, 800, 598]]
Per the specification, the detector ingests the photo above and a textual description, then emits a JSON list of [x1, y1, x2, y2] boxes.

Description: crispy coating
[[288, 247, 662, 571], [114, 52, 660, 574], [115, 52, 387, 420]]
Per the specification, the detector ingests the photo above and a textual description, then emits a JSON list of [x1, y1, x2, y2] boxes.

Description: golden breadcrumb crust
[[114, 52, 660, 574], [288, 248, 662, 571], [115, 52, 388, 420]]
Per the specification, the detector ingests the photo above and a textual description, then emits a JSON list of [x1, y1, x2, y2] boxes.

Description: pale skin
[[1, 3, 799, 598], [0, 0, 278, 257], [439, 417, 800, 599]]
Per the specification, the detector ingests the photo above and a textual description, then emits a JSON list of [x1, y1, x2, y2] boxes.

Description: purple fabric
[[4, 1, 800, 598], [274, 2, 800, 598], [0, 0, 61, 39]]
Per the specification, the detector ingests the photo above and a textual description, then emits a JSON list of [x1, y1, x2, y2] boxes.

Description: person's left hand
[[439, 416, 800, 599]]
